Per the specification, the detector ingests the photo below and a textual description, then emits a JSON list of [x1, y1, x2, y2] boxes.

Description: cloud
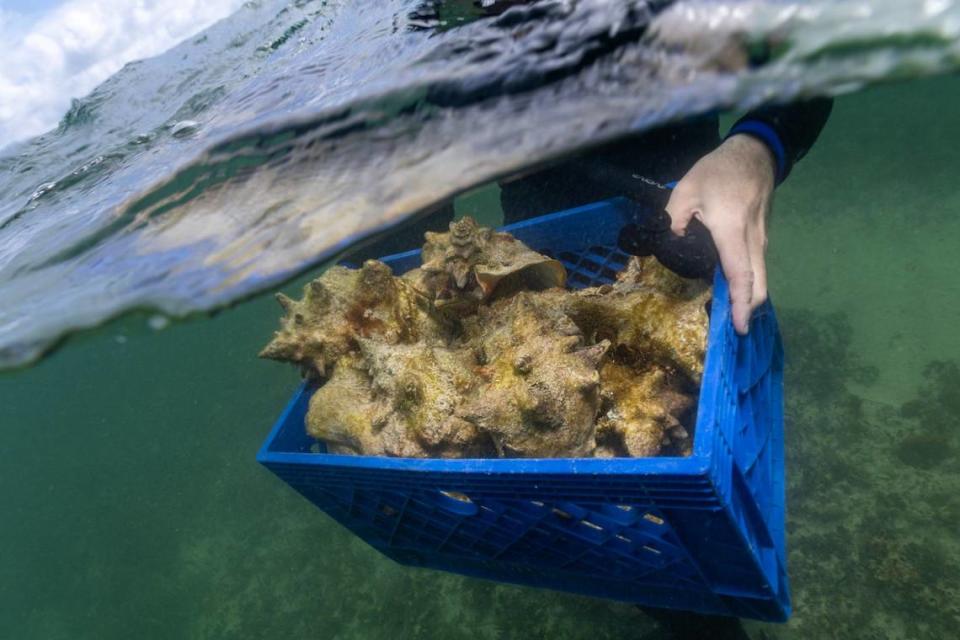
[[0, 0, 246, 146]]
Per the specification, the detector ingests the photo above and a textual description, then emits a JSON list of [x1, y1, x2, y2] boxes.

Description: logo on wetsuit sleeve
[[631, 174, 670, 190]]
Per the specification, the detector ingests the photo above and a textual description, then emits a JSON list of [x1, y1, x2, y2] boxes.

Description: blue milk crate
[[257, 198, 788, 621]]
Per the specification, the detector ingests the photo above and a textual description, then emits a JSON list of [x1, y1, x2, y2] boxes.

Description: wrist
[[725, 119, 785, 185], [723, 133, 777, 189]]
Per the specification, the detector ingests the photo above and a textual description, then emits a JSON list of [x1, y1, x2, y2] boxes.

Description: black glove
[[617, 179, 719, 281]]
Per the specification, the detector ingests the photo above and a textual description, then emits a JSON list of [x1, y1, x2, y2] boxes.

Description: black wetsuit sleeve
[[728, 98, 833, 184]]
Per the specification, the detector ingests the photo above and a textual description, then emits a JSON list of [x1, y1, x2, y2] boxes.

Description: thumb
[[666, 204, 696, 237], [665, 190, 696, 236]]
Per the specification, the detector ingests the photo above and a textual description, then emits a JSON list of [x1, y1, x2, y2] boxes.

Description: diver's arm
[[727, 97, 834, 184]]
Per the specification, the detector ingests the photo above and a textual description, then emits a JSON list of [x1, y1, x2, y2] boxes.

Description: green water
[[2, 76, 959, 639]]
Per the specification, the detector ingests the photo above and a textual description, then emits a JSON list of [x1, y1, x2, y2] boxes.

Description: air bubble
[[148, 315, 170, 331]]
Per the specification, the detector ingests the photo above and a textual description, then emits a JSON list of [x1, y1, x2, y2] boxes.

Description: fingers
[[665, 189, 696, 236], [747, 217, 768, 311], [667, 177, 771, 335], [710, 222, 754, 335]]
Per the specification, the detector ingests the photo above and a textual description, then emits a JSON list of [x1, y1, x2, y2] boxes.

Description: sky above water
[[0, 0, 244, 146]]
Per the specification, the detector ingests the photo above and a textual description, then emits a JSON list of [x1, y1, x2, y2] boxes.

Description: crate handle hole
[[433, 490, 479, 516]]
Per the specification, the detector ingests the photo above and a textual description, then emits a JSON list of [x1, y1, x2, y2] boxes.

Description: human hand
[[666, 134, 777, 334]]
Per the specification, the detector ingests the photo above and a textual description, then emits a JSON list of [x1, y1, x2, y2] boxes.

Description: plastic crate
[[257, 198, 788, 621]]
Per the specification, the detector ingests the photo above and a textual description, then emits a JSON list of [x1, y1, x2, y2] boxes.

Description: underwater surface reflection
[[3, 0, 960, 369]]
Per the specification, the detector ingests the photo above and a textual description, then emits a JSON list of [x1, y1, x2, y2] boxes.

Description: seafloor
[[1, 76, 958, 640]]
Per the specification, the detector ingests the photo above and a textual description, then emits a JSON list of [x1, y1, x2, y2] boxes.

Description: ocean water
[[2, 1, 960, 639]]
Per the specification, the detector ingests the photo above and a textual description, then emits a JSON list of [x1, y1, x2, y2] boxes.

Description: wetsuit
[[501, 98, 833, 223], [345, 98, 833, 264]]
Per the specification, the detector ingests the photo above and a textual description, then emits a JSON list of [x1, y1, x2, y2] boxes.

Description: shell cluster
[[260, 217, 710, 458]]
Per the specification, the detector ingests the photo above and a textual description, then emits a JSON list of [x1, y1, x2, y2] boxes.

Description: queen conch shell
[[403, 216, 566, 313], [307, 341, 494, 457], [595, 361, 695, 457], [559, 256, 710, 382], [259, 260, 451, 380], [456, 292, 609, 457]]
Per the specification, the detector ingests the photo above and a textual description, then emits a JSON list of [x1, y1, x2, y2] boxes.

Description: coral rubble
[[261, 216, 709, 458]]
